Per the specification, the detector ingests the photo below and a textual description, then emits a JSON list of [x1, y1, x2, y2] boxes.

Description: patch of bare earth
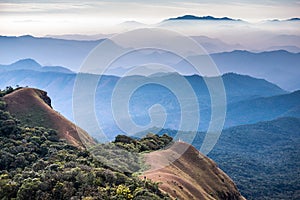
[[142, 142, 246, 200], [3, 88, 95, 148]]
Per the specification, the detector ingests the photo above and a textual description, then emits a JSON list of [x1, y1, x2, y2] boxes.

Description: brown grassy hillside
[[142, 142, 246, 200], [3, 87, 95, 148]]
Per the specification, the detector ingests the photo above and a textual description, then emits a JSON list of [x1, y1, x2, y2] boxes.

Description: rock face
[[3, 88, 95, 148], [142, 142, 246, 200], [36, 90, 52, 108]]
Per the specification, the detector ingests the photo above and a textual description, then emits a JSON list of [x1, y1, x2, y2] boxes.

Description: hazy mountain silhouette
[[0, 58, 73, 73], [0, 65, 293, 139], [176, 50, 300, 91], [1, 34, 298, 90], [0, 35, 104, 70], [166, 15, 241, 21]]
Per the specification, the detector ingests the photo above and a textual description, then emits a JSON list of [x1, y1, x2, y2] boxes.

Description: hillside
[[3, 87, 95, 148], [210, 50, 300, 91], [143, 142, 245, 200], [0, 58, 73, 73], [0, 35, 102, 71], [0, 34, 299, 90], [224, 90, 300, 127], [0, 68, 288, 138], [204, 117, 300, 199], [0, 100, 169, 199], [153, 117, 300, 199], [0, 88, 245, 199], [176, 50, 300, 91]]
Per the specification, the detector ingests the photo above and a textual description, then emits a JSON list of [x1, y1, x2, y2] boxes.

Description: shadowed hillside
[[209, 117, 300, 200]]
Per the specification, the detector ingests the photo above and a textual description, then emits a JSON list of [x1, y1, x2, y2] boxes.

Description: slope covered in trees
[[0, 87, 246, 200], [0, 87, 170, 200]]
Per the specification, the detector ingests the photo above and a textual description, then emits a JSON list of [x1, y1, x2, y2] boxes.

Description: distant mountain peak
[[15, 58, 40, 65], [19, 34, 35, 38], [166, 15, 241, 21], [266, 18, 300, 22], [287, 17, 300, 21], [0, 58, 74, 74], [11, 58, 41, 69], [120, 20, 144, 25]]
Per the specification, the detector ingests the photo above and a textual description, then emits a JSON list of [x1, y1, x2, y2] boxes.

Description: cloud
[[0, 0, 299, 36]]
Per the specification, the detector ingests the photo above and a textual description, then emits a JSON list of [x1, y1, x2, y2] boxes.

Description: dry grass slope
[[142, 142, 246, 200], [3, 88, 95, 148]]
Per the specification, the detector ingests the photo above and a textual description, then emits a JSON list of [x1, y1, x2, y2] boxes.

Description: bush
[[0, 101, 171, 200]]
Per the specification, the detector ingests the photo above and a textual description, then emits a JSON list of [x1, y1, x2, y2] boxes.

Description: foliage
[[0, 86, 22, 97], [207, 118, 300, 200], [87, 133, 173, 176], [0, 98, 170, 200], [155, 118, 300, 200], [114, 133, 173, 153]]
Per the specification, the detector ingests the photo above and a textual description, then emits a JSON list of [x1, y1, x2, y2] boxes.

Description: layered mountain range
[[1, 58, 299, 139], [0, 87, 245, 200], [0, 24, 299, 199]]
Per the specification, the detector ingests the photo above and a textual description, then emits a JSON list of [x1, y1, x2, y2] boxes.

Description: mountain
[[45, 33, 112, 41], [3, 87, 95, 148], [0, 35, 103, 71], [267, 18, 300, 22], [152, 117, 300, 199], [0, 58, 41, 71], [265, 45, 300, 53], [0, 95, 171, 199], [0, 69, 288, 139], [166, 15, 241, 21], [223, 90, 300, 127], [0, 58, 74, 73], [0, 89, 244, 199], [176, 50, 300, 91], [1, 34, 299, 78], [143, 141, 245, 200], [287, 17, 300, 21], [190, 36, 244, 54], [118, 21, 147, 28], [208, 117, 300, 200]]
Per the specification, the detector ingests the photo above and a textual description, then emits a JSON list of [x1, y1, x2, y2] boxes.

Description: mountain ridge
[[223, 89, 300, 127], [143, 141, 245, 200], [0, 87, 246, 199], [0, 69, 289, 137], [166, 15, 242, 21], [3, 87, 95, 148], [0, 58, 74, 74], [145, 116, 300, 199]]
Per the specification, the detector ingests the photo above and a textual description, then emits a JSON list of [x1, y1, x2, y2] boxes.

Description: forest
[[0, 87, 173, 200]]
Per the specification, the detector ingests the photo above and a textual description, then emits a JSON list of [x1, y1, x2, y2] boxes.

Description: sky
[[0, 0, 300, 36]]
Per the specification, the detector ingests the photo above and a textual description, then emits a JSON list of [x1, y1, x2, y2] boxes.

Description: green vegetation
[[114, 134, 173, 153], [0, 86, 21, 97], [87, 134, 173, 176], [207, 118, 300, 200], [0, 95, 171, 200], [156, 118, 300, 200]]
